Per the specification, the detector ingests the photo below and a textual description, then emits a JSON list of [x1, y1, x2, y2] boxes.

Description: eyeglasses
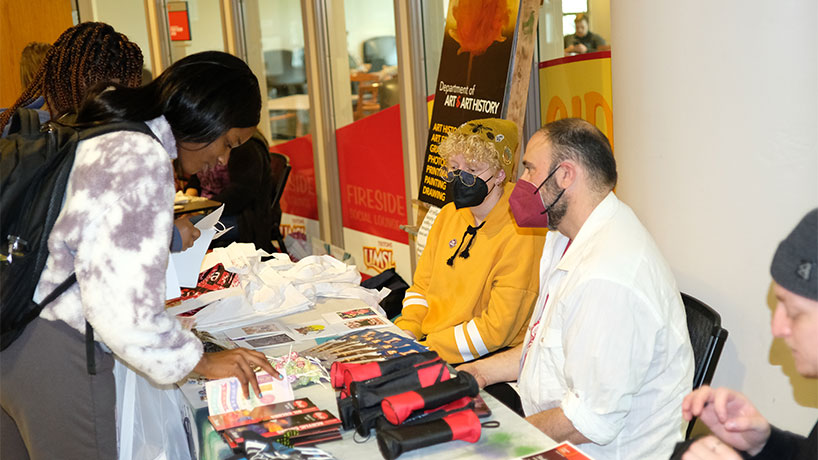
[[442, 167, 491, 187]]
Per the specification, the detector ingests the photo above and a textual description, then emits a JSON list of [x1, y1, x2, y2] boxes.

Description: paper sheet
[[205, 371, 294, 416], [165, 205, 226, 294]]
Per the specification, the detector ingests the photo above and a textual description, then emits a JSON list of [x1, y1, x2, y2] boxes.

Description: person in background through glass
[[563, 13, 607, 55]]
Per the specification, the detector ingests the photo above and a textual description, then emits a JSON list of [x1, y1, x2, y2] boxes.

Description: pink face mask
[[508, 166, 564, 228]]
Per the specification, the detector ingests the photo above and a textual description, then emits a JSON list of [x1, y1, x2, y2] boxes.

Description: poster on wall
[[417, 0, 522, 207], [538, 51, 613, 147], [167, 2, 192, 41], [336, 105, 411, 282], [272, 135, 321, 241]]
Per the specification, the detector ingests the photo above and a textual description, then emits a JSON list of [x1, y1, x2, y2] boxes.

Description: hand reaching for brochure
[[681, 385, 771, 455], [174, 215, 201, 251], [194, 348, 282, 399]]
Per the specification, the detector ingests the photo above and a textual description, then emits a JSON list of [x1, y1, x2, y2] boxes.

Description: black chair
[[263, 49, 306, 97], [269, 151, 291, 253], [681, 292, 729, 439], [362, 36, 397, 72]]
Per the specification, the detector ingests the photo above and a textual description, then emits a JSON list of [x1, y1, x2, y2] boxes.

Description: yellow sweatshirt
[[395, 182, 545, 363]]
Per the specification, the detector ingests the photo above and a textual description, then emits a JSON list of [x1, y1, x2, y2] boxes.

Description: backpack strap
[[6, 108, 42, 136], [85, 320, 96, 375]]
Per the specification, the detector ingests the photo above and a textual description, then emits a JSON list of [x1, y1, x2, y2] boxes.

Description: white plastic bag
[[115, 360, 193, 460]]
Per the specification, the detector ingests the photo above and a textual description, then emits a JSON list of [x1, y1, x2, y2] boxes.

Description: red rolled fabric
[[382, 391, 425, 425], [442, 410, 481, 443]]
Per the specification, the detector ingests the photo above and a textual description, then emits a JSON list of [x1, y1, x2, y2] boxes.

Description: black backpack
[[0, 109, 155, 362]]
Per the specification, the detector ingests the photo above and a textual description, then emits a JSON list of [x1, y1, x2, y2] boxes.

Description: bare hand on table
[[681, 385, 771, 456], [194, 348, 282, 399]]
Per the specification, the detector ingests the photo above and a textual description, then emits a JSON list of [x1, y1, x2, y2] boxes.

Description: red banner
[[336, 105, 408, 244], [272, 135, 319, 221]]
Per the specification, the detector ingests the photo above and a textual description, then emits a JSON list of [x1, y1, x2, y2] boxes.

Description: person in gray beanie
[[671, 209, 817, 460]]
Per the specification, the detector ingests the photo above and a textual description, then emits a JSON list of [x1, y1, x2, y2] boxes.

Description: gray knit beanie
[[770, 209, 818, 301]]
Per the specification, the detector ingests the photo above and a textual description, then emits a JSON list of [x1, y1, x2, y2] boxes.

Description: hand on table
[[194, 348, 282, 399], [454, 361, 488, 389], [174, 216, 201, 251], [681, 435, 742, 460], [682, 385, 771, 455]]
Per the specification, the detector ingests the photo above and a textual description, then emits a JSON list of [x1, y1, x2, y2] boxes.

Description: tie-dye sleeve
[[69, 131, 203, 384]]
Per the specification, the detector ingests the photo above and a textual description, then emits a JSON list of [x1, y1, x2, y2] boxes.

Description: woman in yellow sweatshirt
[[395, 118, 545, 363]]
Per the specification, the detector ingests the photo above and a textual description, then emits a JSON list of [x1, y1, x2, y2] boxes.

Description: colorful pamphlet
[[208, 398, 319, 432], [222, 410, 342, 446], [515, 441, 595, 460], [301, 328, 427, 367], [205, 370, 294, 416]]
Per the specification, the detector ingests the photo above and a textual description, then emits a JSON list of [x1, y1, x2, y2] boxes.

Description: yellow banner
[[539, 52, 613, 148]]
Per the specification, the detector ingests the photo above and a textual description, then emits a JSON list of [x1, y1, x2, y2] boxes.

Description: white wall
[[343, 0, 396, 66], [587, 0, 609, 45], [612, 0, 818, 435], [169, 0, 225, 62], [258, 0, 304, 54], [91, 0, 151, 68]]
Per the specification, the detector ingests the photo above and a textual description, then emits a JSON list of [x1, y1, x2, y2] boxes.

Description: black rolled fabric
[[377, 421, 454, 460], [376, 410, 481, 460], [349, 359, 450, 435]]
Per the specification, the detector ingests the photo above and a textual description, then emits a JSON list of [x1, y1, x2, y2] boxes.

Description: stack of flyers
[[301, 329, 427, 367], [221, 410, 342, 449], [166, 264, 241, 312], [205, 371, 294, 416], [321, 307, 390, 331], [513, 441, 596, 460], [221, 322, 298, 350], [208, 398, 320, 431]]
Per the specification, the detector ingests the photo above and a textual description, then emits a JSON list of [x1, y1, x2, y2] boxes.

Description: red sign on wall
[[273, 135, 319, 221], [336, 104, 408, 244], [168, 3, 191, 41]]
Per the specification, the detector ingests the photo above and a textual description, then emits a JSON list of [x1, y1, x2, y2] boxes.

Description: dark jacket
[[188, 131, 278, 253], [670, 420, 817, 460]]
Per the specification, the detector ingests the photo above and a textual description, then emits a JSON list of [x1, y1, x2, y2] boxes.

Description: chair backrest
[[682, 292, 729, 390], [362, 36, 397, 72], [268, 151, 291, 215], [681, 292, 729, 439]]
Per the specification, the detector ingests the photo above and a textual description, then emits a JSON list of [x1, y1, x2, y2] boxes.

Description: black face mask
[[448, 173, 494, 209]]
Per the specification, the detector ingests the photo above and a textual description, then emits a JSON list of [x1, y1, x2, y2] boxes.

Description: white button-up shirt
[[518, 192, 694, 460]]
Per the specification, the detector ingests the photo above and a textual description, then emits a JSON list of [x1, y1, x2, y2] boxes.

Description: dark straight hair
[[76, 51, 261, 144]]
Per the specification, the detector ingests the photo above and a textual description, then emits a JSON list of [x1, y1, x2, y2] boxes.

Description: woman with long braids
[[0, 21, 143, 132], [0, 50, 280, 458]]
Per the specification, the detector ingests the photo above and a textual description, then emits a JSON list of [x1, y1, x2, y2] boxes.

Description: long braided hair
[[0, 22, 143, 132]]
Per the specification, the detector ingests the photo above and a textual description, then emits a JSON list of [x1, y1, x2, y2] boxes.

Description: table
[[179, 298, 557, 460], [174, 199, 222, 216]]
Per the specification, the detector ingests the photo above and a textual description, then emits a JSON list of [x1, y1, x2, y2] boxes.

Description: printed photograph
[[336, 307, 377, 320], [343, 317, 387, 329], [245, 333, 295, 348]]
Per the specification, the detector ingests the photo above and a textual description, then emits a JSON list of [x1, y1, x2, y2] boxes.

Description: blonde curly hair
[[439, 132, 502, 176]]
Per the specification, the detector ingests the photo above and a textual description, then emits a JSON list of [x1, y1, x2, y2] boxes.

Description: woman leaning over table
[[0, 51, 280, 459]]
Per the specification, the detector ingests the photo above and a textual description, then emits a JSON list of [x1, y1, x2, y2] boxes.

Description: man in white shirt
[[458, 118, 694, 459]]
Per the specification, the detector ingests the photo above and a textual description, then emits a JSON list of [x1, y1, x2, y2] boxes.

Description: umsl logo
[[363, 246, 395, 273], [279, 224, 306, 239]]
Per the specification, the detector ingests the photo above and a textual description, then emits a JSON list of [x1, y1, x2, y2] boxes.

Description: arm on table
[[455, 345, 522, 389], [526, 407, 592, 445]]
